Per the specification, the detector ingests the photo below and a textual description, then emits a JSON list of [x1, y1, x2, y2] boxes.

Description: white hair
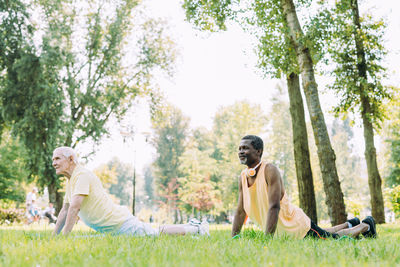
[[53, 146, 79, 164]]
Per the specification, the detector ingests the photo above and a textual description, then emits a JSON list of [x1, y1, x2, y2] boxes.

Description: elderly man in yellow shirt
[[232, 135, 377, 240], [52, 147, 208, 236]]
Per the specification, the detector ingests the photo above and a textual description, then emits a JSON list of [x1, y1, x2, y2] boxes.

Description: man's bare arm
[[232, 177, 247, 237], [264, 164, 281, 236], [62, 195, 86, 235], [53, 203, 69, 236]]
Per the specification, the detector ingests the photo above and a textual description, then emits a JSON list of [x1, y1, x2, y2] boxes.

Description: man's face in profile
[[52, 150, 71, 176]]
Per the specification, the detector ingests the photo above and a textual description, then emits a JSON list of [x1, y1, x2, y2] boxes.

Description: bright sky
[[83, 0, 400, 174]]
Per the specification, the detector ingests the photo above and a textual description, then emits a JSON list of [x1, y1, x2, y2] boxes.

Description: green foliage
[[152, 104, 189, 214], [249, 0, 299, 78], [383, 87, 400, 187], [389, 185, 400, 218], [0, 130, 29, 202], [107, 158, 134, 206], [345, 199, 363, 218], [182, 0, 320, 79], [0, 0, 63, 193], [178, 147, 221, 215], [94, 164, 118, 190], [212, 101, 267, 210], [143, 165, 155, 205], [182, 0, 237, 31], [150, 101, 266, 217], [263, 87, 296, 197], [93, 158, 135, 206], [0, 0, 177, 208], [306, 118, 367, 221], [312, 0, 390, 126], [330, 119, 367, 201]]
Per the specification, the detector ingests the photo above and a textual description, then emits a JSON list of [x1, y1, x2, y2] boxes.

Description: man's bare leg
[[159, 223, 208, 235], [335, 223, 369, 238], [324, 222, 349, 233], [159, 225, 190, 235]]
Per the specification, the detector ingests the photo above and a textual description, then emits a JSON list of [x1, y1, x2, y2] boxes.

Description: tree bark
[[47, 174, 64, 215], [281, 0, 347, 225], [287, 72, 317, 223], [351, 0, 385, 223], [44, 155, 64, 215]]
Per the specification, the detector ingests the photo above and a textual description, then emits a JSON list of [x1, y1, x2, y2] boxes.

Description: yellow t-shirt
[[241, 161, 311, 239], [64, 165, 131, 233]]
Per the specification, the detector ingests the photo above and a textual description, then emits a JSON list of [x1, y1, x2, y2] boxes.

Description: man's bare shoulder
[[263, 163, 280, 183], [264, 162, 279, 173]]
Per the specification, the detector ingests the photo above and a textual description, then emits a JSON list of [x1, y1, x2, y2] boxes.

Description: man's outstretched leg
[[323, 216, 377, 239], [324, 217, 360, 233], [159, 219, 209, 236], [118, 216, 209, 236]]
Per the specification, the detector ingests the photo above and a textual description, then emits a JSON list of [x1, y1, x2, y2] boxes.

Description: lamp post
[[120, 128, 136, 215]]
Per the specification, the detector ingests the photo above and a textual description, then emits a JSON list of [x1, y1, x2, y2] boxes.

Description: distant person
[[43, 203, 57, 224], [232, 135, 377, 239], [26, 188, 38, 210], [52, 147, 208, 236], [29, 199, 40, 222]]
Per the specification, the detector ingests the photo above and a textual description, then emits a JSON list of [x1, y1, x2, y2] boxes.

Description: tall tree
[[178, 146, 221, 216], [314, 0, 389, 223], [151, 104, 189, 222], [330, 119, 367, 215], [280, 0, 346, 224], [0, 0, 65, 209], [0, 130, 29, 203], [383, 87, 400, 187], [263, 84, 316, 220], [0, 0, 176, 211], [94, 157, 134, 206], [250, 1, 317, 221], [183, 0, 345, 224], [212, 101, 266, 211], [143, 165, 155, 206], [287, 74, 317, 221]]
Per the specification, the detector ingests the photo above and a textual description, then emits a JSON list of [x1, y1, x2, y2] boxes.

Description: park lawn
[[1, 223, 399, 266]]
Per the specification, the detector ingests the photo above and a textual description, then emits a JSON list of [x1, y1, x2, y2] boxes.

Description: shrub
[[0, 208, 25, 224], [389, 185, 400, 218]]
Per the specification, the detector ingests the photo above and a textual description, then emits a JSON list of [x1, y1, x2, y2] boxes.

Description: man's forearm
[[53, 209, 67, 235], [62, 206, 80, 235], [265, 207, 280, 236], [232, 211, 246, 237]]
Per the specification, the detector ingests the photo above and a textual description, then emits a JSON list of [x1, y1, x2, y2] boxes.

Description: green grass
[[1, 223, 399, 266]]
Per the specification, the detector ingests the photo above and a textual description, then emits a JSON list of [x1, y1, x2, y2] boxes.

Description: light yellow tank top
[[241, 161, 311, 239]]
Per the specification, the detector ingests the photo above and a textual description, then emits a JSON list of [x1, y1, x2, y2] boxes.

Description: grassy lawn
[[1, 223, 399, 266]]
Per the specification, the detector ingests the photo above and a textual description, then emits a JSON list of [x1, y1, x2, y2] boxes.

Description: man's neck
[[64, 164, 77, 179], [248, 159, 262, 169]]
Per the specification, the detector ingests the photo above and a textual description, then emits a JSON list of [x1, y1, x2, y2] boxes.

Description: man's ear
[[69, 156, 74, 163]]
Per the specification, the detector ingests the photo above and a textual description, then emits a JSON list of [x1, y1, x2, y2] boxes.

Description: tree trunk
[[361, 103, 385, 223], [281, 0, 347, 225], [48, 177, 64, 215], [43, 153, 64, 215], [287, 72, 317, 223], [351, 0, 385, 223]]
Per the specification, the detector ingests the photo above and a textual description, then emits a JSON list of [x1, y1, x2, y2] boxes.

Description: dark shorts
[[304, 221, 339, 239]]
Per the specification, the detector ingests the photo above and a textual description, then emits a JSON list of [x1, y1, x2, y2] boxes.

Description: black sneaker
[[362, 216, 377, 238], [347, 217, 360, 227]]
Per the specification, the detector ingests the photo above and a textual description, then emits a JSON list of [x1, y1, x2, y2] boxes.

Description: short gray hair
[[53, 146, 79, 164]]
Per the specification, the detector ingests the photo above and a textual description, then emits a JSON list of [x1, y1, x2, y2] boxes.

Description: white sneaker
[[199, 219, 209, 236], [188, 218, 209, 236], [188, 218, 201, 226]]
